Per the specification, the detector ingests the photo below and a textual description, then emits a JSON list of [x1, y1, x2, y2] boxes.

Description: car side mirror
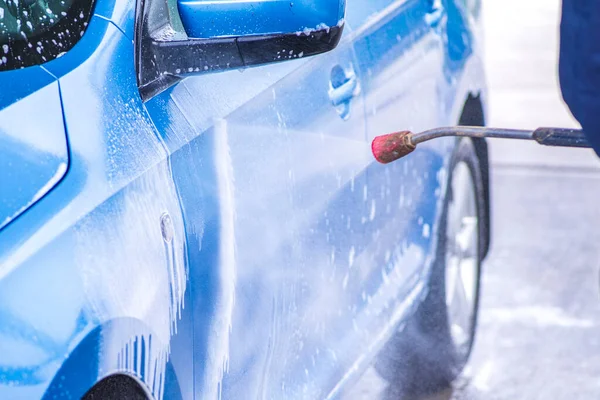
[[135, 0, 347, 101]]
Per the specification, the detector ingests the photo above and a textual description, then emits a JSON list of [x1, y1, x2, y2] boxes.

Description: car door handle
[[328, 72, 359, 107], [425, 0, 445, 27]]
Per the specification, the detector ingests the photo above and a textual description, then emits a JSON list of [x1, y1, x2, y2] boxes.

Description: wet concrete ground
[[450, 167, 600, 399], [440, 0, 600, 398]]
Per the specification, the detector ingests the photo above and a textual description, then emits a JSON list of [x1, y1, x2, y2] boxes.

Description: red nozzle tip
[[372, 131, 416, 164]]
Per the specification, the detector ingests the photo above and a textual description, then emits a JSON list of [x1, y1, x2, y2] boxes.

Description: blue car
[[0, 0, 490, 398]]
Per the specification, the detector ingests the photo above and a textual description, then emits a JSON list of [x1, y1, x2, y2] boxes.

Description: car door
[[343, 0, 455, 356], [142, 25, 383, 398]]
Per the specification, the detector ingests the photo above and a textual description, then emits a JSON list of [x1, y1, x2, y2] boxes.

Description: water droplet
[[342, 273, 349, 289], [369, 199, 376, 221], [161, 213, 174, 243]]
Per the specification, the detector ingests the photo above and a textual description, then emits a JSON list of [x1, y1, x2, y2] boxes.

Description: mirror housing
[[135, 0, 346, 101]]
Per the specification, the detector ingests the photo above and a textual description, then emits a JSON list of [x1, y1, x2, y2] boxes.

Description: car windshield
[[0, 0, 91, 69], [0, 0, 76, 41]]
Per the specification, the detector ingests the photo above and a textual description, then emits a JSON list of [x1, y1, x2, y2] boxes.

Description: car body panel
[[0, 0, 486, 398], [348, 0, 451, 365], [94, 0, 137, 39], [147, 29, 374, 399], [0, 69, 68, 231], [342, 0, 488, 395], [0, 17, 193, 400]]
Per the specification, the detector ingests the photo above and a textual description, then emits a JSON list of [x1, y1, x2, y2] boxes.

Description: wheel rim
[[445, 161, 479, 357]]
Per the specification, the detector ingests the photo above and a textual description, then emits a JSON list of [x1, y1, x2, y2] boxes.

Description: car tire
[[376, 137, 486, 396]]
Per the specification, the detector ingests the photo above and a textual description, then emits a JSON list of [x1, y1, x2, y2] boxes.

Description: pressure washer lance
[[371, 126, 590, 164]]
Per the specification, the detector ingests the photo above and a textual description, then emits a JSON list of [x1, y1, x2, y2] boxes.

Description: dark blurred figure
[[560, 0, 600, 156]]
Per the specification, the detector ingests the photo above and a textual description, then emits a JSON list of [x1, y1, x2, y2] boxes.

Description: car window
[[0, 0, 93, 70]]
